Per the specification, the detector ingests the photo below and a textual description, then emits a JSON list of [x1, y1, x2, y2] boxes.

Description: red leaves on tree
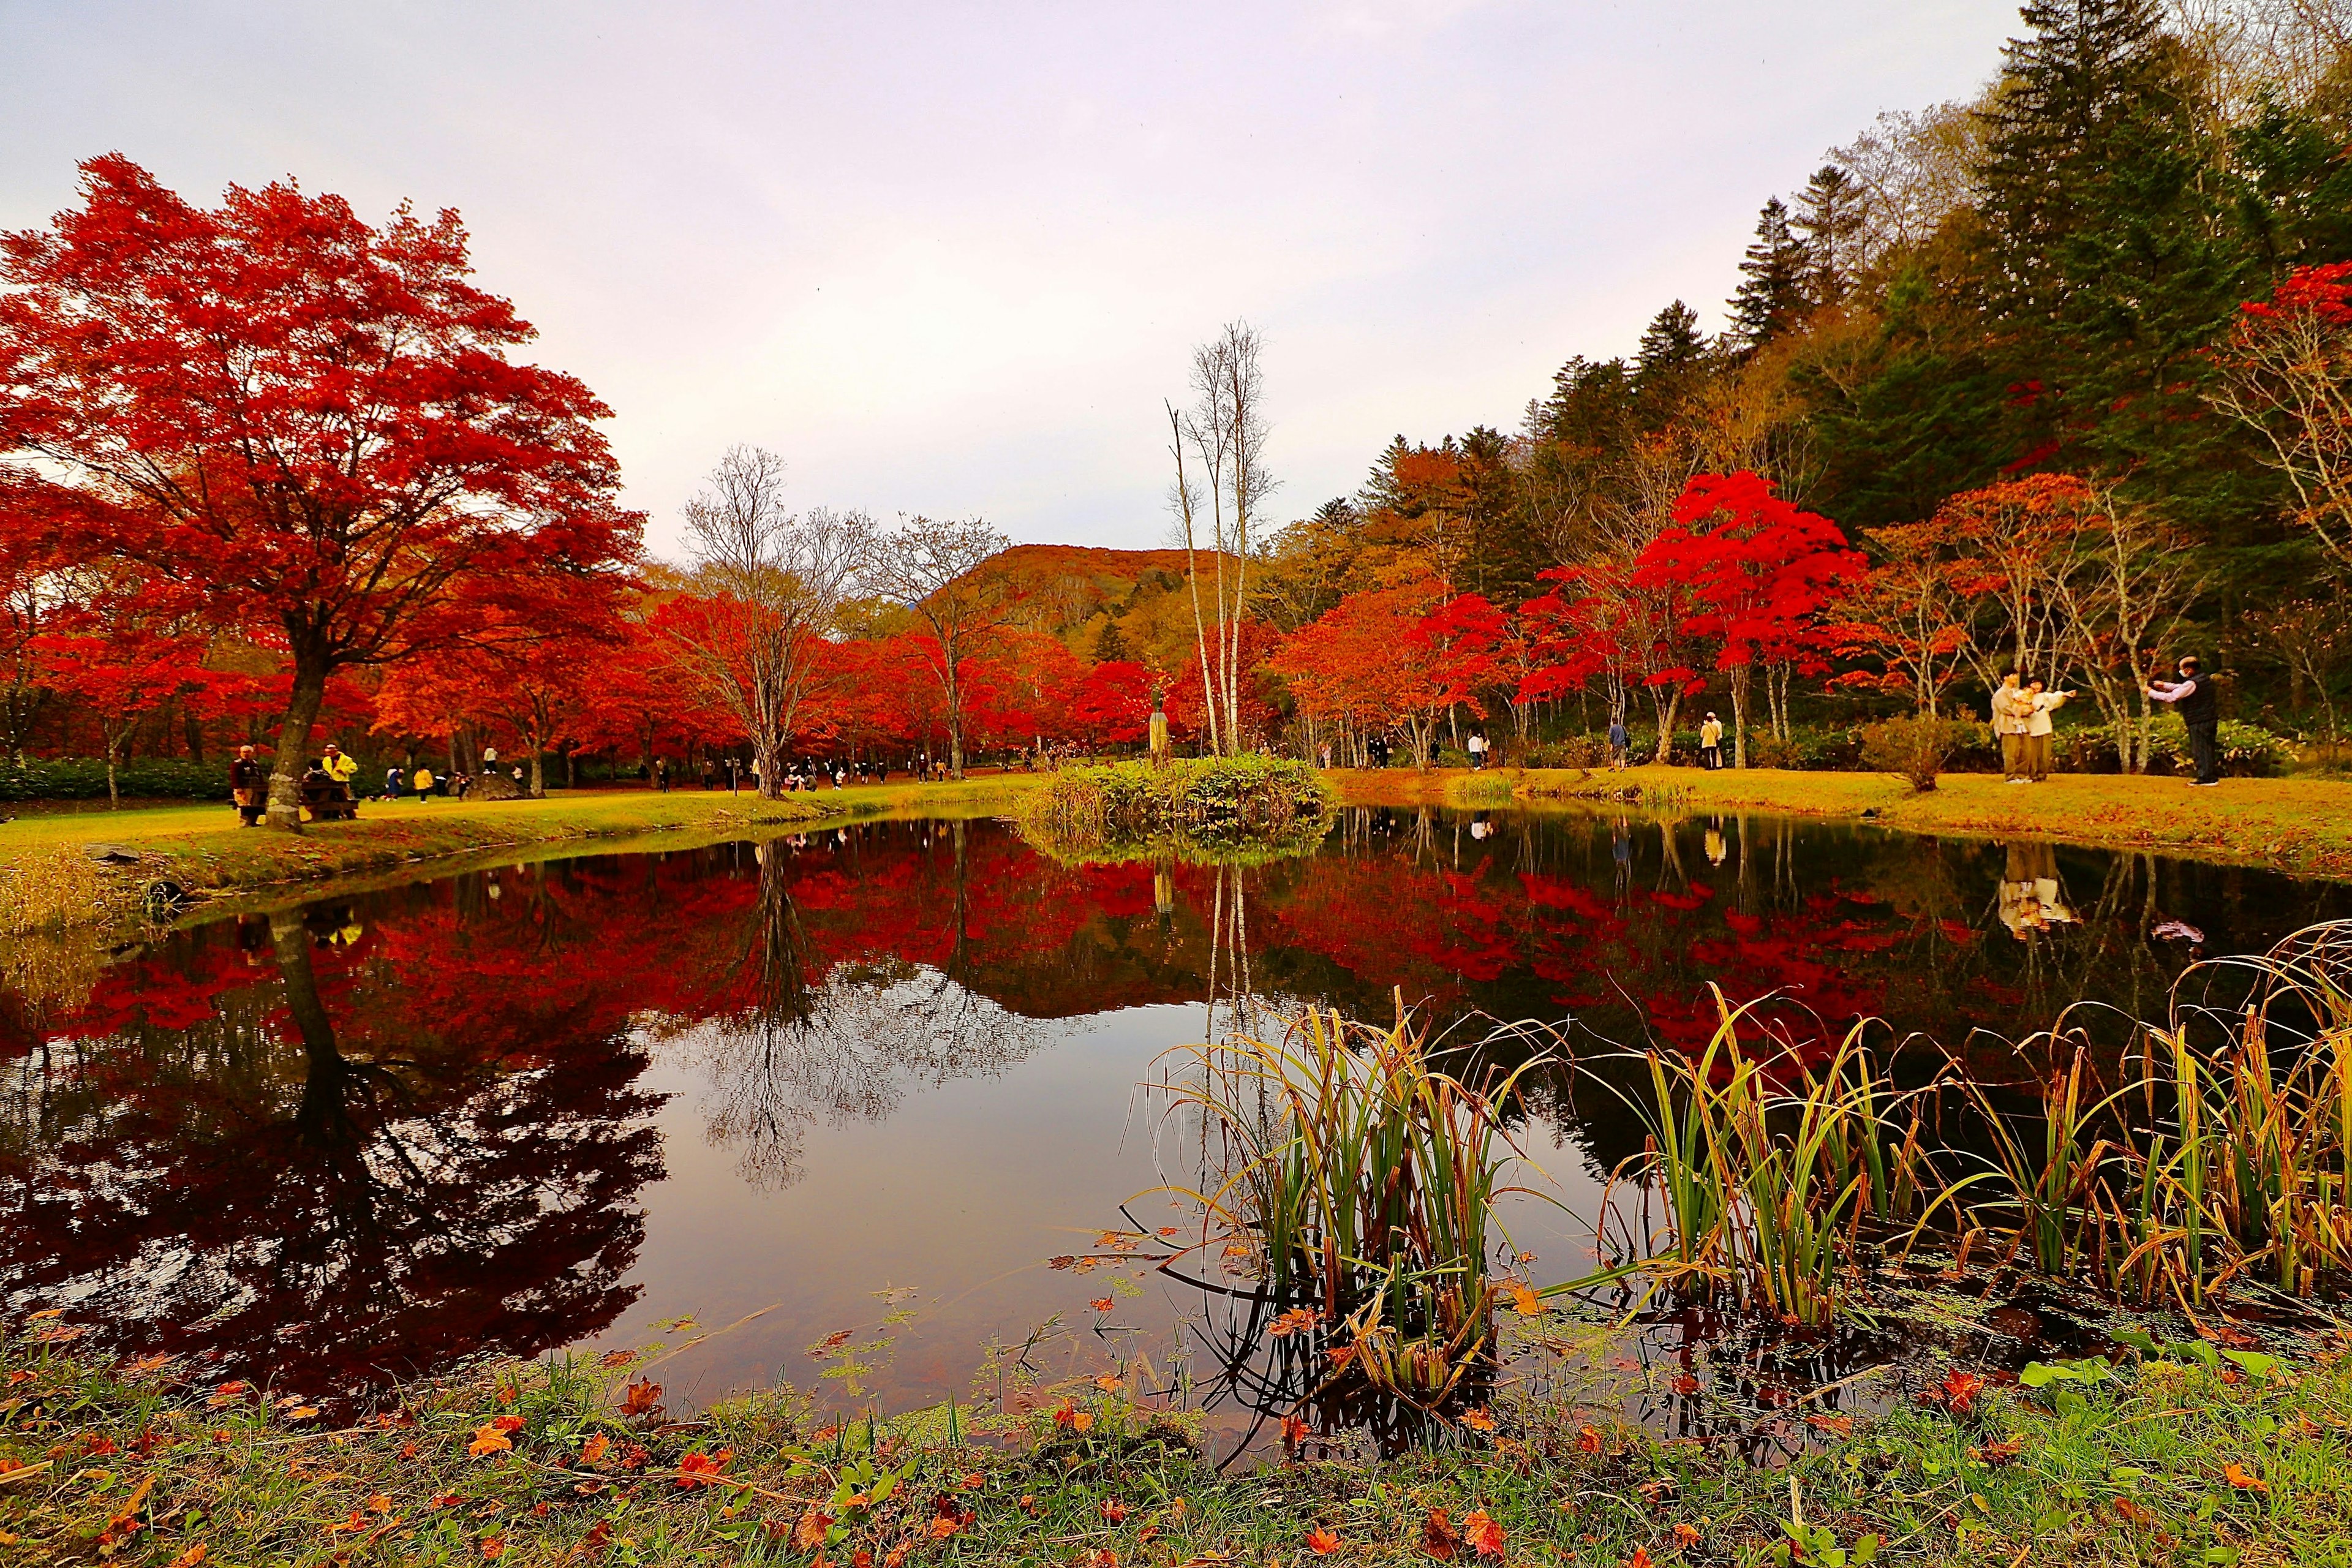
[[0, 155, 641, 805]]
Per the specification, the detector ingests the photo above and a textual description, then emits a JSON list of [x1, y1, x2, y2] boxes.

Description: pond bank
[[6, 1332, 2340, 1566], [1330, 765, 2352, 881], [0, 776, 1046, 933]]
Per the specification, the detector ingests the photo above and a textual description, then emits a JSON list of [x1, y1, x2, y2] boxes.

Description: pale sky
[[2, 2, 2022, 556]]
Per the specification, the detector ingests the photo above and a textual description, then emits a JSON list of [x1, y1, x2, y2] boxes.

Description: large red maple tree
[[0, 156, 641, 829]]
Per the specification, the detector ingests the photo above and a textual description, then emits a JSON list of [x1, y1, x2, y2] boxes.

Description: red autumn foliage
[[0, 155, 640, 821]]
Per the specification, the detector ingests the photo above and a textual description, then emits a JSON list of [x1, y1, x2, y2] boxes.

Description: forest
[[2, 0, 2348, 806]]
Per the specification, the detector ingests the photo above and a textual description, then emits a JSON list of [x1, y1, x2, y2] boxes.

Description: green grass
[[8, 1322, 2352, 1566], [1330, 765, 2352, 881], [0, 776, 1047, 930]]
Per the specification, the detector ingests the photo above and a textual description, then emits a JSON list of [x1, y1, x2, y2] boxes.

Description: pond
[[4, 808, 2345, 1461]]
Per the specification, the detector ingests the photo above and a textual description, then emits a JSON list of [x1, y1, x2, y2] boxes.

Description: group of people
[[1988, 654, 2221, 786], [1989, 673, 2076, 782], [228, 742, 362, 825], [228, 743, 541, 824]]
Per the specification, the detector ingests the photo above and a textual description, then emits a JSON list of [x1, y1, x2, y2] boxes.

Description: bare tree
[[1168, 322, 1276, 756], [2054, 489, 2203, 772], [663, 446, 873, 799], [864, 514, 1015, 778]]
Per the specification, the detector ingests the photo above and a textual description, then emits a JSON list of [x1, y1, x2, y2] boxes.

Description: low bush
[[1860, 715, 1986, 791], [0, 756, 238, 802], [1020, 754, 1330, 846], [2054, 716, 2295, 777]]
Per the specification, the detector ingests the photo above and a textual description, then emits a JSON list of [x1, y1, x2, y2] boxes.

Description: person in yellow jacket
[[411, 765, 436, 802], [320, 744, 358, 793]]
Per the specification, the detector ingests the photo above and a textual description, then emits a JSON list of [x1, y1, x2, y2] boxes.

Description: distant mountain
[[968, 545, 1197, 634]]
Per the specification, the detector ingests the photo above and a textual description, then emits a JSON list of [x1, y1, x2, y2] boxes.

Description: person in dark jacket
[[2148, 655, 2223, 786], [228, 744, 265, 827]]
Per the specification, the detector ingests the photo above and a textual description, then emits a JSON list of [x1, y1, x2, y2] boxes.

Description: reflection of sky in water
[[2, 810, 2343, 1446]]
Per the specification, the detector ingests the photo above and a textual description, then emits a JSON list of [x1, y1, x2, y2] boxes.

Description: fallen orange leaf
[[1090, 1298, 1116, 1313], [2225, 1461, 2269, 1493], [1463, 1509, 1505, 1558], [580, 1433, 610, 1464], [1460, 1408, 1497, 1433], [467, 1425, 513, 1457], [1306, 1525, 1344, 1554], [1268, 1307, 1319, 1338]]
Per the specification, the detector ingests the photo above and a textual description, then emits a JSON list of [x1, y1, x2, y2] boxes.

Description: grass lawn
[[0, 775, 1047, 933], [5, 1328, 2345, 1566], [1330, 765, 2352, 881]]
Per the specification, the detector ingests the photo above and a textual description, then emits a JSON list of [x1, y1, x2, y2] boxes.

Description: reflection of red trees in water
[[4, 815, 2313, 1393]]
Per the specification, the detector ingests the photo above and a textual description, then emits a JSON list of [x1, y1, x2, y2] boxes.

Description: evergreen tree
[[1633, 301, 1709, 404], [1728, 197, 1810, 349], [1792, 165, 1868, 305], [1975, 0, 2267, 546], [1091, 617, 1129, 663], [1356, 434, 1417, 516]]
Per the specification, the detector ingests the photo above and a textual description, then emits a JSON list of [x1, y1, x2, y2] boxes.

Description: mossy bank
[[1019, 755, 1331, 857]]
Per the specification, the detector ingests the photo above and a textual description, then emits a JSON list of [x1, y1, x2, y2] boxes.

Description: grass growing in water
[[1597, 922, 2352, 1320], [1606, 998, 1954, 1325], [1156, 1008, 1553, 1409]]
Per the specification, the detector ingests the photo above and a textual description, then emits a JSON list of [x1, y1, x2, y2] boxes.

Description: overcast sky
[[2, 2, 2022, 556]]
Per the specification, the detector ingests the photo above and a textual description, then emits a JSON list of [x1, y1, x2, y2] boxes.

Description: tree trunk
[[529, 749, 546, 798], [267, 654, 330, 833], [755, 734, 782, 800], [183, 704, 205, 763], [1730, 665, 1751, 770], [105, 728, 121, 810], [945, 661, 966, 779]]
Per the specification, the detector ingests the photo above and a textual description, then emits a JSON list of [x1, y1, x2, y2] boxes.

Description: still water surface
[[4, 809, 2342, 1453]]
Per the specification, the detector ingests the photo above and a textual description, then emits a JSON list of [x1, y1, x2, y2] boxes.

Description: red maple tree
[[0, 156, 641, 828]]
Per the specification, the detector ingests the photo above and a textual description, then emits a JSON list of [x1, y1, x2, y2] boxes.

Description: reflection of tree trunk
[[271, 910, 361, 1162]]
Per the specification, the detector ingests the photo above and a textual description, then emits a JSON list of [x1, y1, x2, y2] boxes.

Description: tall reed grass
[[1604, 921, 2352, 1319], [1161, 921, 2352, 1363], [1156, 1008, 1553, 1408], [1604, 993, 1961, 1325]]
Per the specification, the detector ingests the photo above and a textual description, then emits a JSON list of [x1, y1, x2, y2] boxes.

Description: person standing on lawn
[[1698, 712, 1724, 770], [411, 764, 435, 801], [2022, 678, 2075, 781], [2147, 655, 2223, 785], [1991, 671, 2030, 783], [1607, 716, 1630, 771], [228, 744, 266, 827]]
